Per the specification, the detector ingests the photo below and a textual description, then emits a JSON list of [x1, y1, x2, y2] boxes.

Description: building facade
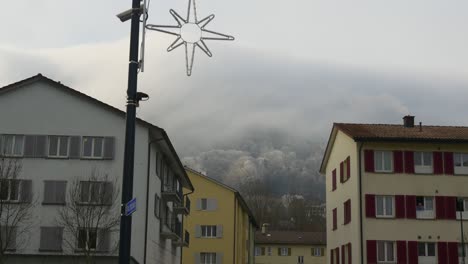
[[182, 167, 257, 264], [0, 74, 194, 264], [254, 230, 326, 264], [321, 116, 468, 264]]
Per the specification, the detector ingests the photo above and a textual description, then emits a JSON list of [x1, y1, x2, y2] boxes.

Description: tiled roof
[[255, 231, 326, 245], [335, 123, 468, 142]]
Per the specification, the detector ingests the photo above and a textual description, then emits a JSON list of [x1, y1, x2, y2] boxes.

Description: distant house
[[321, 115, 468, 264], [183, 167, 258, 264], [254, 228, 326, 264], [0, 74, 194, 264]]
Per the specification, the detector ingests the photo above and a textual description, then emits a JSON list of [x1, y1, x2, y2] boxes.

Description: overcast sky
[[1, 0, 468, 154]]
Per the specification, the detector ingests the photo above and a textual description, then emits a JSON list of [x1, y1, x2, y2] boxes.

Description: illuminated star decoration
[[146, 0, 234, 76]]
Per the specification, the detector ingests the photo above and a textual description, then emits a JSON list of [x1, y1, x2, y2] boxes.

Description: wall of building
[[325, 130, 360, 264], [254, 244, 326, 264], [0, 82, 180, 264]]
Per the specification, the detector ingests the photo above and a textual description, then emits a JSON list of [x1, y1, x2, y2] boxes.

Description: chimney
[[403, 115, 415, 128], [261, 223, 269, 235]]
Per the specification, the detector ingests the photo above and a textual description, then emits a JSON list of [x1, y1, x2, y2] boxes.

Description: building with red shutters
[[320, 116, 468, 264]]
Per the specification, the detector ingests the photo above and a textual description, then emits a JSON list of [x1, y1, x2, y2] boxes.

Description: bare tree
[[56, 171, 120, 264], [0, 157, 34, 264]]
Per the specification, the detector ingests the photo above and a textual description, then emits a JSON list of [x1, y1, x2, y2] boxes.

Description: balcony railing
[[173, 230, 189, 247], [173, 196, 190, 215]]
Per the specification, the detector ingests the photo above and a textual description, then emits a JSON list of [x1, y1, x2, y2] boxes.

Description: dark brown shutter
[[342, 245, 346, 264], [365, 194, 376, 218], [444, 152, 454, 175], [348, 243, 352, 264], [394, 151, 404, 173], [448, 242, 459, 264], [35, 135, 47, 157], [97, 229, 110, 252], [397, 241, 407, 264], [407, 241, 418, 264], [404, 151, 415, 174], [433, 152, 444, 174], [367, 240, 377, 264], [445, 196, 457, 220], [20, 180, 32, 203], [69, 136, 81, 159], [102, 182, 113, 205], [395, 195, 406, 219], [103, 137, 115, 160], [405, 195, 416, 219], [340, 161, 344, 183], [24, 135, 36, 157], [346, 156, 351, 180], [436, 196, 446, 219], [438, 242, 448, 264], [332, 169, 337, 191], [364, 150, 375, 172]]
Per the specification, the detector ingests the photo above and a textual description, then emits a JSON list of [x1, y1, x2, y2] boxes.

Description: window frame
[[312, 247, 322, 256], [2, 135, 24, 157], [375, 195, 395, 218], [377, 241, 396, 263], [79, 181, 106, 205], [298, 256, 304, 263], [414, 151, 433, 174], [200, 252, 217, 264], [374, 150, 393, 173], [201, 225, 217, 238], [454, 153, 468, 175], [77, 228, 98, 251], [48, 136, 70, 158], [280, 247, 289, 256], [201, 198, 208, 210], [418, 242, 436, 257], [154, 194, 161, 219], [82, 137, 105, 159], [416, 196, 435, 219], [267, 247, 272, 256], [255, 246, 262, 256], [0, 179, 21, 202]]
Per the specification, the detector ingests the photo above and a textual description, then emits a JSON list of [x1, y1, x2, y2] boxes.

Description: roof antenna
[[419, 122, 422, 132]]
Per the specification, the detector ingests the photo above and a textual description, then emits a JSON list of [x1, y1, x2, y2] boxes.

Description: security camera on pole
[[116, 0, 233, 263]]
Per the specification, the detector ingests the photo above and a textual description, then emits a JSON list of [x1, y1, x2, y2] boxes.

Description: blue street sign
[[125, 198, 137, 216]]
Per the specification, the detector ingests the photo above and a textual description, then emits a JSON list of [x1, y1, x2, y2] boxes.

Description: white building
[[0, 74, 194, 264]]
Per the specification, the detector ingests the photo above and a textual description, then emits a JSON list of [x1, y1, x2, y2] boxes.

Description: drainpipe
[[144, 138, 163, 264], [358, 143, 364, 264]]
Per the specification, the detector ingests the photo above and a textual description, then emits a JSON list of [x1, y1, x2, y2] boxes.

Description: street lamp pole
[[119, 0, 141, 263]]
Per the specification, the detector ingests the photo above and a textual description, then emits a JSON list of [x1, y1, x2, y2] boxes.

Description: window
[[79, 181, 111, 204], [342, 157, 350, 182], [312, 247, 323, 256], [154, 194, 160, 218], [201, 198, 208, 210], [454, 153, 468, 174], [201, 225, 217, 238], [418, 242, 436, 257], [39, 227, 63, 251], [414, 152, 433, 173], [298, 256, 304, 263], [43, 181, 67, 205], [200, 252, 217, 264], [458, 244, 468, 261], [416, 196, 435, 219], [77, 229, 97, 250], [344, 199, 351, 224], [374, 151, 392, 172], [376, 196, 394, 218], [267, 247, 272, 256], [280, 247, 289, 256], [332, 208, 337, 230], [82, 137, 104, 158], [377, 241, 395, 263], [0, 179, 20, 202], [0, 226, 16, 250], [2, 135, 24, 156], [255, 246, 262, 256], [48, 136, 69, 157]]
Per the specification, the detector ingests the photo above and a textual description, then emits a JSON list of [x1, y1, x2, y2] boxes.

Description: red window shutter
[[448, 242, 459, 264], [394, 151, 404, 173], [346, 156, 351, 180], [438, 242, 448, 264], [444, 152, 454, 175], [366, 240, 377, 264], [342, 245, 345, 264], [407, 241, 418, 264], [397, 241, 407, 264], [336, 247, 340, 264], [348, 243, 352, 264], [445, 196, 457, 220], [365, 194, 376, 218], [332, 169, 337, 191], [347, 199, 351, 224], [433, 152, 444, 174], [333, 208, 337, 230], [364, 150, 375, 172], [405, 195, 416, 219], [330, 249, 334, 264], [436, 196, 447, 219], [404, 151, 415, 174], [340, 161, 344, 183], [395, 195, 406, 219]]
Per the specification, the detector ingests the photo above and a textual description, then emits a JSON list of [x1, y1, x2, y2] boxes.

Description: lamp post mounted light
[[116, 0, 233, 263]]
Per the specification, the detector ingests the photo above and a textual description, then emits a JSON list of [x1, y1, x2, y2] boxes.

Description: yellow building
[[255, 230, 326, 264], [182, 167, 258, 264], [321, 116, 468, 264]]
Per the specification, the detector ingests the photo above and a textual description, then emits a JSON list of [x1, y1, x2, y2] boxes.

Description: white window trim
[[255, 247, 262, 256], [377, 241, 396, 263], [0, 179, 21, 202], [79, 181, 105, 204], [414, 152, 433, 174], [2, 135, 24, 157], [280, 247, 288, 256], [77, 228, 98, 251], [416, 197, 435, 219], [200, 252, 217, 264], [454, 153, 468, 175], [312, 247, 322, 256], [418, 242, 437, 257], [267, 247, 272, 256], [376, 196, 395, 218], [298, 256, 304, 264], [82, 137, 104, 159], [201, 225, 217, 238], [48, 136, 70, 158], [374, 151, 393, 173]]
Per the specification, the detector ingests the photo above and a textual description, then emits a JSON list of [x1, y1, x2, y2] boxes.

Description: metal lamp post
[[116, 0, 234, 263]]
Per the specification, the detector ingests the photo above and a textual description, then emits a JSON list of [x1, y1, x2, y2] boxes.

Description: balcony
[[173, 196, 190, 215], [173, 230, 190, 247], [162, 178, 182, 203], [160, 214, 181, 240]]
